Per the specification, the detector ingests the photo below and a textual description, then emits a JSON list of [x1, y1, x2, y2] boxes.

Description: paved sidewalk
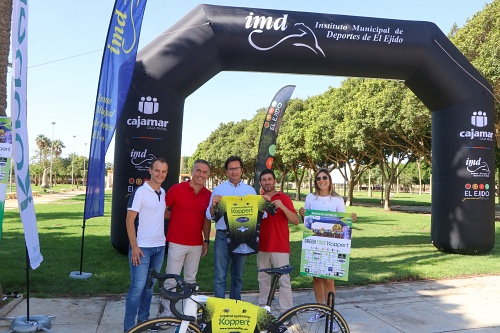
[[1, 275, 500, 332], [2, 192, 500, 332], [3, 188, 87, 210]]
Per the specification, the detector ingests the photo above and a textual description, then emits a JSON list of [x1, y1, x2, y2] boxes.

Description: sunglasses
[[316, 176, 328, 181]]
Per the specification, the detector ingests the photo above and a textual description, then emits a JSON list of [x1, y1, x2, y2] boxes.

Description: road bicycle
[[126, 265, 349, 333]]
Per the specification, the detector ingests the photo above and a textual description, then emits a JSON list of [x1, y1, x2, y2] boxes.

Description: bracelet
[[203, 239, 210, 244]]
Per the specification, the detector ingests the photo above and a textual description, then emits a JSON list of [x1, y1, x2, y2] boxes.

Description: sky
[[6, 0, 492, 163]]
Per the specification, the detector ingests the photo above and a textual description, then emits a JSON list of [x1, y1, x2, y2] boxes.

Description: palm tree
[[35, 134, 51, 187], [50, 139, 65, 185], [52, 139, 65, 158], [0, 0, 13, 116], [35, 134, 50, 162]]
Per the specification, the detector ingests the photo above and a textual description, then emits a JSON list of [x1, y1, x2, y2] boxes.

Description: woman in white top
[[299, 168, 356, 324]]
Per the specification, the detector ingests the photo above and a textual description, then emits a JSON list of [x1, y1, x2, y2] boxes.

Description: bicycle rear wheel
[[277, 303, 349, 333], [126, 317, 201, 333]]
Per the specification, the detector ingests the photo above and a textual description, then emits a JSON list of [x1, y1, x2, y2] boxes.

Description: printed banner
[[300, 210, 353, 281], [253, 85, 295, 194], [206, 297, 278, 332], [84, 0, 148, 220], [11, 0, 44, 269], [0, 117, 13, 240], [215, 195, 274, 255]]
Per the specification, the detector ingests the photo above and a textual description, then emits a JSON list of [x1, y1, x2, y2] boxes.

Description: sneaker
[[307, 312, 325, 323], [147, 328, 160, 332], [326, 319, 340, 332], [155, 321, 170, 331]]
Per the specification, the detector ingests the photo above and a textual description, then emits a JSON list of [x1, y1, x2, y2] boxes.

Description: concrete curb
[[0, 295, 23, 318]]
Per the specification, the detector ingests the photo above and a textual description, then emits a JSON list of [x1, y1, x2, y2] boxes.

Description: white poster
[[0, 117, 13, 241], [300, 210, 352, 281]]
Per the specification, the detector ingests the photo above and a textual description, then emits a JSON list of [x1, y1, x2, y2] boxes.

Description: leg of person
[[323, 278, 336, 299], [159, 243, 188, 316], [138, 246, 165, 324], [257, 252, 272, 306], [322, 278, 339, 332], [270, 252, 293, 310], [308, 277, 326, 323], [214, 230, 230, 298], [229, 253, 246, 300], [312, 276, 325, 303], [183, 245, 203, 284], [124, 246, 154, 331]]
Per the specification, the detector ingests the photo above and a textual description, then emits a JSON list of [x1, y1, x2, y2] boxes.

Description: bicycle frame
[[176, 294, 208, 332], [131, 267, 349, 333]]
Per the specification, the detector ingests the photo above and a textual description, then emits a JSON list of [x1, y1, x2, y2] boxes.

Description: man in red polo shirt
[[159, 159, 212, 317], [258, 168, 299, 310]]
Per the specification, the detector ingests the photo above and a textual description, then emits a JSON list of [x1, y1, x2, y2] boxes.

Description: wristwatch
[[204, 239, 210, 244]]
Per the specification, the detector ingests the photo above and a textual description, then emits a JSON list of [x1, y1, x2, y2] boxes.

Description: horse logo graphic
[[245, 12, 325, 57], [248, 22, 325, 56]]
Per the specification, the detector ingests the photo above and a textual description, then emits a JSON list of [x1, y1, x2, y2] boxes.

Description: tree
[[311, 82, 378, 206], [398, 159, 431, 194], [52, 157, 68, 185], [277, 99, 309, 200], [35, 134, 51, 187], [450, 0, 500, 122], [450, 0, 500, 201], [51, 139, 65, 158], [0, 0, 13, 116], [191, 109, 264, 185], [339, 78, 428, 210], [180, 156, 190, 174]]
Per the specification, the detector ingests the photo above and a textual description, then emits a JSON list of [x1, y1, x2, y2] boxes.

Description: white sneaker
[[307, 312, 325, 323], [327, 319, 340, 332], [147, 328, 160, 332], [155, 321, 171, 331]]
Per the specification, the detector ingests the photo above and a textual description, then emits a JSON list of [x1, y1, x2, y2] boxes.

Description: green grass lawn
[[0, 192, 499, 297], [288, 188, 433, 207]]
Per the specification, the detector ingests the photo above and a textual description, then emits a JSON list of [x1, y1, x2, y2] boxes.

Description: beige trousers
[[257, 251, 293, 310], [159, 242, 202, 316]]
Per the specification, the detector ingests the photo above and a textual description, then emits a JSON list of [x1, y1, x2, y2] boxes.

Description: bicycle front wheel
[[277, 303, 349, 333], [126, 317, 201, 333]]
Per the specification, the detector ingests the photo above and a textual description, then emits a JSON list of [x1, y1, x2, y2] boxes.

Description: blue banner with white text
[[84, 0, 148, 220]]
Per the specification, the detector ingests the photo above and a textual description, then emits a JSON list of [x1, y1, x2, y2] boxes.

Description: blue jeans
[[124, 246, 165, 332], [214, 230, 246, 300]]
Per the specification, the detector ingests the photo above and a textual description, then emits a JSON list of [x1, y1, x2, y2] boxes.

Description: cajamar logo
[[460, 111, 493, 141], [126, 96, 169, 131]]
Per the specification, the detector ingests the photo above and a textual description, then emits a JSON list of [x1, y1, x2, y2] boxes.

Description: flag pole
[[69, 216, 92, 279], [70, 0, 148, 278]]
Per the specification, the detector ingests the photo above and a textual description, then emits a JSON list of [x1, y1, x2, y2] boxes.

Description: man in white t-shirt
[[123, 158, 168, 332]]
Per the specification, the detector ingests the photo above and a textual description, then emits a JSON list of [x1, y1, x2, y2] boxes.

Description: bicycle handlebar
[[148, 269, 197, 322]]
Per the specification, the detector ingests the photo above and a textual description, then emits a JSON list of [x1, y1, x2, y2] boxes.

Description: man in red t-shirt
[[159, 159, 212, 316], [258, 168, 299, 310]]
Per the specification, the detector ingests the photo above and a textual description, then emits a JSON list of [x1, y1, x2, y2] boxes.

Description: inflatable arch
[[111, 5, 495, 255]]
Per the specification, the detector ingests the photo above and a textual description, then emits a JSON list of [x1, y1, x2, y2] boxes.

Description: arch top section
[[136, 4, 491, 109], [112, 4, 495, 255]]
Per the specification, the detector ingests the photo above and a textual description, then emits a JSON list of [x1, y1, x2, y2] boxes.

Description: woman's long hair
[[313, 168, 341, 198]]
